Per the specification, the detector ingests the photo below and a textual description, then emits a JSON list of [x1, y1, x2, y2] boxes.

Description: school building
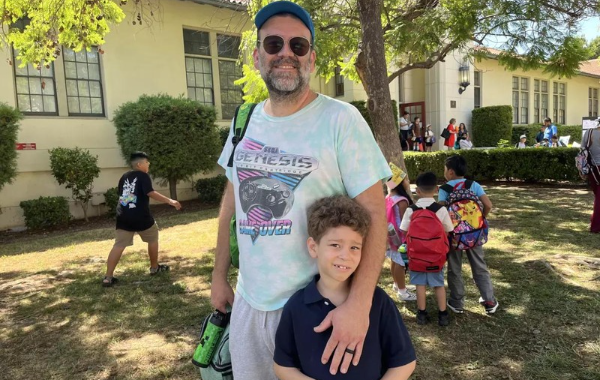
[[0, 0, 599, 229]]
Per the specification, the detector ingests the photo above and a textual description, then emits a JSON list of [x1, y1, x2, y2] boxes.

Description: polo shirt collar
[[303, 274, 325, 304]]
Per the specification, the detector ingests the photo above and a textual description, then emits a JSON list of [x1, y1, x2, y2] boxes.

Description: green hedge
[[512, 124, 584, 146], [104, 187, 119, 218], [195, 175, 228, 203], [20, 196, 71, 230], [404, 148, 580, 183], [472, 106, 513, 147], [350, 100, 398, 132], [0, 103, 22, 192], [220, 127, 230, 147]]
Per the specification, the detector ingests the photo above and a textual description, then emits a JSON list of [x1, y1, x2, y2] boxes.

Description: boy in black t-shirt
[[102, 152, 182, 287]]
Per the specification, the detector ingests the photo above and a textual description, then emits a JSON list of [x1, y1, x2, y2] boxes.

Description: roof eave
[[186, 0, 248, 11], [480, 53, 600, 79]]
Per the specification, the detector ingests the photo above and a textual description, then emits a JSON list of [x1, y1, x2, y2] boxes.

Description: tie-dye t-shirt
[[217, 94, 391, 311]]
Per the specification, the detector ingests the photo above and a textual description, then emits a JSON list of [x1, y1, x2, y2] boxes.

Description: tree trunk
[[356, 0, 407, 175], [169, 178, 178, 200], [82, 201, 89, 222]]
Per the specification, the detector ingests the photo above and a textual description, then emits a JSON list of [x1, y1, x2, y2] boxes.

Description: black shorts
[[426, 142, 433, 147]]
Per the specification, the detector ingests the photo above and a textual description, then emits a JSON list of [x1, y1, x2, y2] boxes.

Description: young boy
[[399, 172, 454, 326], [102, 152, 182, 287], [274, 195, 416, 380], [439, 155, 499, 314]]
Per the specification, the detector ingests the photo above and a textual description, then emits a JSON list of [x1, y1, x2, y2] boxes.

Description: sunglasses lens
[[289, 37, 310, 56], [263, 35, 284, 54]]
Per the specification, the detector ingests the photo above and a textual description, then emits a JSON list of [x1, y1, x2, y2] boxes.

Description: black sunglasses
[[259, 35, 312, 57]]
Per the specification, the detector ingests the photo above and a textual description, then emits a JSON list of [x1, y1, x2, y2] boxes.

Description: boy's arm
[[479, 194, 493, 217], [273, 364, 315, 380], [148, 191, 182, 210], [380, 361, 417, 380]]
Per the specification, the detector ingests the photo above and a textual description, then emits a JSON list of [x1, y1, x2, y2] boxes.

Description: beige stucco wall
[[0, 0, 250, 229], [474, 58, 600, 125]]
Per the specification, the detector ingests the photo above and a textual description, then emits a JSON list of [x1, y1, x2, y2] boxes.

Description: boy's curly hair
[[307, 195, 371, 243]]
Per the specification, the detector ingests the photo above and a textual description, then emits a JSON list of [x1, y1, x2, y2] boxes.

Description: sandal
[[102, 276, 119, 287], [150, 264, 170, 275]]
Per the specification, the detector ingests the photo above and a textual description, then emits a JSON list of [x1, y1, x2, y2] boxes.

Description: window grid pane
[[218, 60, 243, 119], [183, 29, 210, 56], [217, 34, 241, 59], [334, 67, 344, 97], [63, 47, 104, 116], [13, 51, 58, 115], [186, 56, 214, 107]]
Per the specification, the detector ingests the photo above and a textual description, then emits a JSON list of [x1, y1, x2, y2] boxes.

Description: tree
[[49, 147, 101, 222], [0, 103, 22, 194], [586, 36, 600, 59], [0, 0, 164, 67], [240, 0, 598, 171], [113, 94, 222, 200]]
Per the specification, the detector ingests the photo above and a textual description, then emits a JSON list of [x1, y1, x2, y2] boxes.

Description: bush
[[512, 124, 584, 146], [472, 106, 513, 147], [0, 103, 22, 192], [49, 147, 100, 222], [104, 187, 119, 218], [220, 127, 230, 147], [404, 148, 581, 183], [20, 196, 71, 230], [113, 94, 221, 200], [196, 175, 228, 203], [350, 100, 398, 132]]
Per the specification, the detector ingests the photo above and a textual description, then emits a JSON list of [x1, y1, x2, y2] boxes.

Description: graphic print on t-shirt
[[119, 178, 138, 209], [235, 137, 319, 242]]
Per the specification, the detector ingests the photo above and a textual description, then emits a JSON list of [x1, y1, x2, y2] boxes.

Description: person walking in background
[[515, 134, 527, 148], [102, 151, 182, 287], [583, 121, 600, 233], [535, 125, 545, 144], [443, 118, 457, 150], [425, 124, 435, 152], [399, 111, 410, 151], [455, 123, 468, 149], [411, 117, 424, 152], [543, 117, 558, 146]]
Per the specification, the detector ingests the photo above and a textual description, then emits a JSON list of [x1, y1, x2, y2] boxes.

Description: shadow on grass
[[0, 208, 220, 258], [0, 252, 223, 380], [393, 246, 600, 380]]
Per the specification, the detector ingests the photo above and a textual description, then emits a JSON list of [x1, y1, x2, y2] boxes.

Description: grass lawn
[[1, 185, 599, 380]]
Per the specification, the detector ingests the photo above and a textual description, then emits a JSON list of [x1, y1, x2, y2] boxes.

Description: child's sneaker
[[446, 300, 464, 314], [397, 289, 417, 301], [438, 310, 449, 326], [479, 297, 499, 314], [393, 283, 416, 292], [416, 310, 429, 325]]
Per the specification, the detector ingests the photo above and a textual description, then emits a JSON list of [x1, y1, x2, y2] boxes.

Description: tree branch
[[387, 42, 455, 83]]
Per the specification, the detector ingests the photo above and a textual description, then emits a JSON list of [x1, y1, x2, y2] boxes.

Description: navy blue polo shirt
[[274, 275, 416, 379]]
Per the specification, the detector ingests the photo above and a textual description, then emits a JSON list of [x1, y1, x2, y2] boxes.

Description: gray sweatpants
[[447, 245, 496, 308], [229, 293, 283, 380]]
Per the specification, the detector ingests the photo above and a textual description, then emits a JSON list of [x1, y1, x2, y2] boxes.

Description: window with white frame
[[533, 79, 548, 124], [474, 71, 481, 108], [589, 88, 598, 118], [334, 67, 344, 97], [512, 76, 529, 124], [553, 82, 566, 124], [183, 29, 243, 119]]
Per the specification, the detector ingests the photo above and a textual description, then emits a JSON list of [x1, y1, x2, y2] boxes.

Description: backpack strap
[[227, 103, 257, 168], [425, 203, 443, 213], [464, 180, 473, 189], [409, 204, 422, 212], [440, 184, 453, 194]]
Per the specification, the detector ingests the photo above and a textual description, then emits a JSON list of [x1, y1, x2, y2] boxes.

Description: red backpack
[[406, 203, 449, 272]]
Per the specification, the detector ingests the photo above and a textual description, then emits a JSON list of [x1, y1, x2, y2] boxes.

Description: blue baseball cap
[[255, 1, 315, 43]]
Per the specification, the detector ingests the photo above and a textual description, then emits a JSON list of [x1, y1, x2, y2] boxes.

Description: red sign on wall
[[16, 143, 36, 150]]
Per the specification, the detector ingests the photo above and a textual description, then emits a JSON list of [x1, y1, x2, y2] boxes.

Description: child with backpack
[[399, 172, 454, 326], [439, 155, 499, 315], [385, 163, 416, 301]]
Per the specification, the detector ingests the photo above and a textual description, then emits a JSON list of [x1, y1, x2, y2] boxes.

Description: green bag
[[227, 103, 256, 269]]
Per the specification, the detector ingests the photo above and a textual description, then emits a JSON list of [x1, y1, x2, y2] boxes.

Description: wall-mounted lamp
[[458, 62, 470, 94]]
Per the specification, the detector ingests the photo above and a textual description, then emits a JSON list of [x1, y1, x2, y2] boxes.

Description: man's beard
[[259, 55, 311, 102]]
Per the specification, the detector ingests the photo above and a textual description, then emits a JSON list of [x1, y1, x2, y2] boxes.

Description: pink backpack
[[385, 195, 408, 252]]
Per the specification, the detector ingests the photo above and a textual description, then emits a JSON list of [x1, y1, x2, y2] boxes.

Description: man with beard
[[212, 2, 392, 379]]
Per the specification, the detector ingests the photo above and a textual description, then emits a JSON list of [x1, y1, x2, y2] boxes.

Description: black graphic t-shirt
[[115, 171, 155, 231]]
